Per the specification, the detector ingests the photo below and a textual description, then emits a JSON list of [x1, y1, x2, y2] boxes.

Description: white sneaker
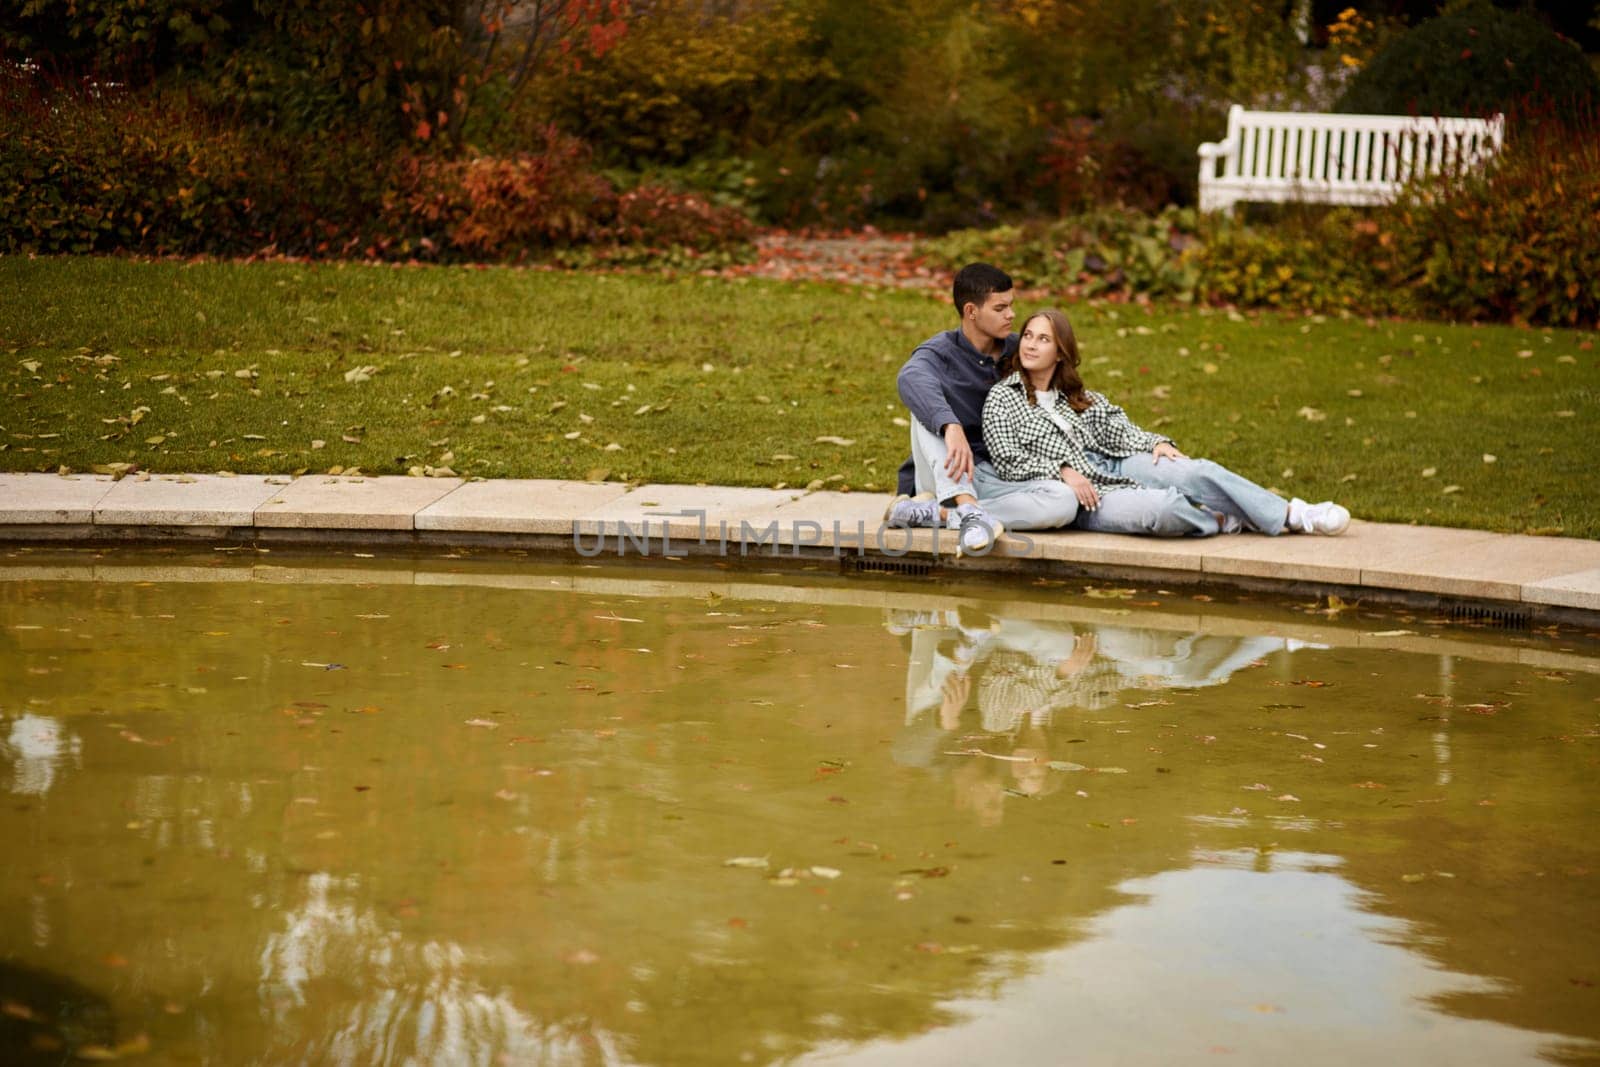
[[953, 503, 1003, 556], [1288, 498, 1350, 536]]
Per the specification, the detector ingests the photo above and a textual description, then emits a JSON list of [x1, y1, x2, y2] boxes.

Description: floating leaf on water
[[464, 718, 499, 728], [809, 866, 842, 879], [723, 856, 770, 869]]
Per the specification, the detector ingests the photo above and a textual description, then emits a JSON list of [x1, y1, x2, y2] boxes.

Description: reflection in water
[[822, 851, 1577, 1067], [890, 611, 1307, 826], [1, 714, 80, 796], [1, 560, 1597, 1064], [0, 960, 116, 1064], [260, 873, 613, 1065]]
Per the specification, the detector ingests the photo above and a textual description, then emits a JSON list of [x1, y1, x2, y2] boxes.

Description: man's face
[[968, 290, 1015, 343]]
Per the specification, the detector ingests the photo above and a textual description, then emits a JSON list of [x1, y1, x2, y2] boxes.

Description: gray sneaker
[[954, 503, 1003, 556], [885, 493, 941, 528]]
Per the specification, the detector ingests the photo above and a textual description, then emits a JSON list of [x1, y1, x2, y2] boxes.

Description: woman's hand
[[1060, 466, 1099, 511], [1151, 441, 1187, 463]]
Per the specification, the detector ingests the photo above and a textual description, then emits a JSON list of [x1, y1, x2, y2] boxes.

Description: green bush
[[0, 74, 400, 257], [1195, 211, 1408, 316], [0, 74, 754, 266], [1374, 116, 1600, 327], [916, 121, 1600, 328], [1338, 2, 1600, 118], [919, 208, 1203, 300]]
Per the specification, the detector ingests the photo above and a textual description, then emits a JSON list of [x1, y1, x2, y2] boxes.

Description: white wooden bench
[[1197, 104, 1505, 214]]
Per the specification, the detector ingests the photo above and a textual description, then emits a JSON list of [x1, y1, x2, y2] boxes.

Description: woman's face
[[1018, 316, 1060, 379]]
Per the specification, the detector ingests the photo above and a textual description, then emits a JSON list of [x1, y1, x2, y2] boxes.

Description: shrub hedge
[[0, 76, 753, 265], [1338, 2, 1600, 118], [919, 115, 1600, 328]]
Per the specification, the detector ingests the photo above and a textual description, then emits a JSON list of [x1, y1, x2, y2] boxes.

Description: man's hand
[[1060, 466, 1099, 511], [943, 424, 975, 482], [1151, 441, 1188, 463], [940, 671, 970, 730]]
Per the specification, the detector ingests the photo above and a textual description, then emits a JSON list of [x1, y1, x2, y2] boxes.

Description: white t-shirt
[[1032, 388, 1079, 439]]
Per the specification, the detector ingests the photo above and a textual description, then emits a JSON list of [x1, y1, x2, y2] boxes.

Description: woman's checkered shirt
[[981, 370, 1172, 487]]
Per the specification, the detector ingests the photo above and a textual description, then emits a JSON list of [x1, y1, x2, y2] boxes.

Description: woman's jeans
[[1075, 452, 1289, 537], [909, 422, 1079, 531]]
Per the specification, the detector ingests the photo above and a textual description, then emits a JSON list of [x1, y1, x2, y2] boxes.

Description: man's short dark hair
[[952, 263, 1013, 318]]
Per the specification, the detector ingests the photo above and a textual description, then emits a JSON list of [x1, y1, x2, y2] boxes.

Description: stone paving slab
[[1028, 529, 1212, 573], [769, 490, 895, 549], [1362, 529, 1600, 601], [256, 475, 463, 530], [0, 473, 115, 524], [576, 484, 804, 541], [416, 479, 631, 535], [93, 474, 282, 526], [1521, 568, 1600, 612], [1199, 521, 1496, 588]]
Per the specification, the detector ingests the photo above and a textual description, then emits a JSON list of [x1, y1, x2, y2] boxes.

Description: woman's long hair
[[999, 309, 1090, 412]]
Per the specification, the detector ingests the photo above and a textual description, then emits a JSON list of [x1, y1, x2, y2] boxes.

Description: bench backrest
[[1219, 105, 1504, 186]]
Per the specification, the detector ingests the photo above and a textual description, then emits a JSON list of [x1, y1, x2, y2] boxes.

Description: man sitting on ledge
[[887, 262, 1079, 555]]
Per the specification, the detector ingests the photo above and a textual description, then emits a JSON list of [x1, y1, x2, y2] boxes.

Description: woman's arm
[[1081, 390, 1174, 457]]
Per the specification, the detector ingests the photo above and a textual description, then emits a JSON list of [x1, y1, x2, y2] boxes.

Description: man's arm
[[896, 347, 959, 437]]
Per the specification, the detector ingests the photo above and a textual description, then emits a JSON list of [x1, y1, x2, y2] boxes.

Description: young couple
[[888, 262, 1350, 554]]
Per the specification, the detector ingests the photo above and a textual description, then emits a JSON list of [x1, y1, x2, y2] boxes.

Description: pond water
[[2, 549, 1598, 1066]]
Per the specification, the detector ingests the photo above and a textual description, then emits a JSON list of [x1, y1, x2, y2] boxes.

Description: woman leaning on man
[[981, 308, 1350, 538]]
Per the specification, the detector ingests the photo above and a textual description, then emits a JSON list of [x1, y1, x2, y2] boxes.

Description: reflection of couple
[[888, 609, 1301, 825], [892, 610, 1292, 738], [887, 262, 1350, 554]]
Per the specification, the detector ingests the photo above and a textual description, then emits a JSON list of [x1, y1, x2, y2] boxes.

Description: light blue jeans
[[910, 422, 1079, 531], [1077, 452, 1289, 537]]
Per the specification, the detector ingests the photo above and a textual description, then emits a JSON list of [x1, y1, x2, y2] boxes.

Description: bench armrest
[[1197, 137, 1236, 161]]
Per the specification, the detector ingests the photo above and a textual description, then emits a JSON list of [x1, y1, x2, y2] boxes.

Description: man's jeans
[[1081, 452, 1289, 536], [909, 422, 1079, 531]]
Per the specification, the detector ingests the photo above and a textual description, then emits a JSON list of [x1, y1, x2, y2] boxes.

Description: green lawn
[[2, 256, 1596, 537]]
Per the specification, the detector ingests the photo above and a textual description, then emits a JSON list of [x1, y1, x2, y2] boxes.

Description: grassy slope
[[1, 256, 1596, 537]]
